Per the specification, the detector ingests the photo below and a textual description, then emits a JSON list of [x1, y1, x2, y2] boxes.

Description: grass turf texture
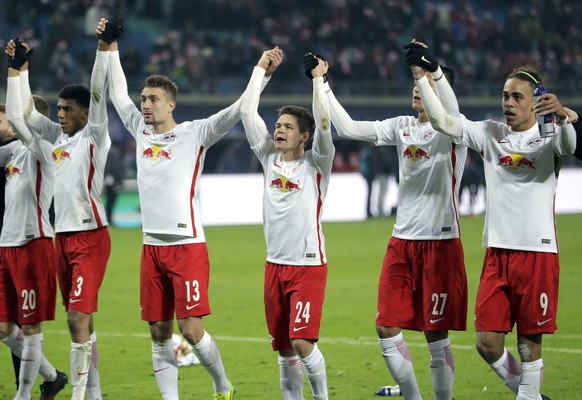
[[1, 215, 581, 399]]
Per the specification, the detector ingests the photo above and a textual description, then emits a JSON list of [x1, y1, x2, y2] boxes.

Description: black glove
[[98, 15, 124, 44], [403, 42, 438, 72], [303, 52, 327, 82], [7, 38, 33, 70]]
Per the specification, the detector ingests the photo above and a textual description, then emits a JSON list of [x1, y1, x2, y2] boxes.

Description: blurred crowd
[[1, 0, 581, 179], [1, 0, 582, 95]]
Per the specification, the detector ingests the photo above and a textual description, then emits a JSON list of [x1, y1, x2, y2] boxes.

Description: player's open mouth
[[275, 137, 286, 142]]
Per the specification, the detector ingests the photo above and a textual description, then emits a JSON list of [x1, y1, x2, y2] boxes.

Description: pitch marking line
[[45, 330, 582, 354]]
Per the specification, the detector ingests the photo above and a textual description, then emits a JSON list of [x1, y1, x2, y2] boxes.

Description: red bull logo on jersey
[[497, 154, 536, 170], [402, 145, 431, 161], [52, 148, 72, 164], [4, 163, 22, 179], [142, 145, 172, 161], [270, 176, 301, 192]]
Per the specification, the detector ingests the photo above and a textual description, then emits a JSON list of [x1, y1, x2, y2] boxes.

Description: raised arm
[[4, 38, 59, 143], [412, 67, 464, 139], [308, 56, 334, 158], [564, 108, 582, 160], [535, 95, 576, 157], [16, 49, 59, 142], [5, 38, 32, 114], [403, 40, 460, 116], [87, 18, 113, 145], [304, 52, 377, 141], [95, 16, 140, 135], [88, 50, 110, 128], [240, 68, 269, 147], [108, 45, 139, 129], [574, 117, 582, 160], [552, 117, 576, 157], [17, 67, 34, 122], [432, 66, 460, 117], [240, 48, 283, 147], [204, 51, 281, 146], [5, 39, 35, 145], [325, 86, 377, 141], [18, 70, 38, 123], [305, 59, 375, 143], [6, 71, 35, 146]]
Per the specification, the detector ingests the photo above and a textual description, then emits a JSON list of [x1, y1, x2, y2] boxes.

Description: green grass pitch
[[1, 215, 581, 399]]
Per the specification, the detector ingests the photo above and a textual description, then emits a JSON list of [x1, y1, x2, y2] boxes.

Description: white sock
[[490, 350, 546, 400], [379, 333, 422, 400], [490, 348, 522, 394], [1, 324, 24, 356], [70, 341, 92, 400], [278, 355, 304, 400], [15, 333, 43, 400], [87, 332, 102, 400], [517, 359, 544, 400], [428, 338, 454, 400], [2, 325, 57, 383], [2, 324, 26, 359], [38, 358, 57, 383], [191, 331, 230, 393], [152, 339, 179, 400], [300, 344, 328, 400]]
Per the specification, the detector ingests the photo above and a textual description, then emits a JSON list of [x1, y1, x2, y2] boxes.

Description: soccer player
[[323, 41, 468, 399], [0, 103, 21, 392], [572, 116, 582, 161], [102, 17, 265, 399], [411, 59, 575, 400], [0, 104, 14, 232], [240, 49, 333, 400], [1, 45, 67, 399], [563, 107, 582, 161], [7, 22, 113, 400]]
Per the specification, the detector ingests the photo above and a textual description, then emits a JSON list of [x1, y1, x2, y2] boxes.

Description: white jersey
[[0, 138, 54, 246], [460, 119, 569, 253], [373, 117, 467, 239], [415, 74, 576, 253], [122, 113, 220, 240], [241, 67, 335, 265], [26, 51, 111, 233], [326, 74, 467, 240], [108, 51, 248, 242], [254, 139, 334, 265], [3, 75, 55, 246]]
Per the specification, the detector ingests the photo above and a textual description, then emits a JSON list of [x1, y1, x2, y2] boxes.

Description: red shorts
[[140, 243, 211, 322], [0, 239, 56, 324], [376, 237, 467, 332], [264, 262, 327, 351], [475, 248, 559, 336], [55, 228, 110, 313]]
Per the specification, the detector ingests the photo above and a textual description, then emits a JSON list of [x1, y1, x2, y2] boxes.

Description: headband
[[516, 70, 539, 85]]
